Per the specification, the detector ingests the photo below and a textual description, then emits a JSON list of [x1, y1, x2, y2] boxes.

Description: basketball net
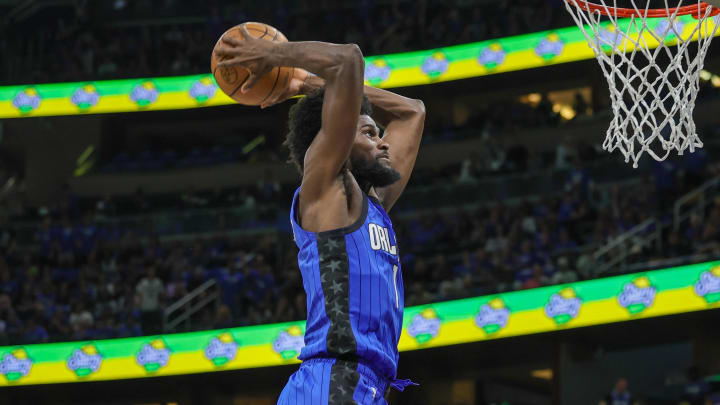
[[564, 0, 719, 167]]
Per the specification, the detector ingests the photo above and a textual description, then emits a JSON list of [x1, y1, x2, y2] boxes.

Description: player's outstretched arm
[[215, 29, 365, 202], [363, 86, 425, 212]]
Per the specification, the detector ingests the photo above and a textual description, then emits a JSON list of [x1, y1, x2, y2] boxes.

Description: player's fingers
[[242, 74, 259, 93], [221, 36, 243, 47], [217, 54, 257, 67], [217, 57, 245, 68], [214, 44, 238, 57], [238, 24, 252, 40]]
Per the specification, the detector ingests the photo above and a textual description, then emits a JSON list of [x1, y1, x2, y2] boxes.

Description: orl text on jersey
[[368, 223, 397, 255]]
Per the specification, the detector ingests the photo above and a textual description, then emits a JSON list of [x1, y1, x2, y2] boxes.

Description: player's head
[[285, 88, 401, 189]]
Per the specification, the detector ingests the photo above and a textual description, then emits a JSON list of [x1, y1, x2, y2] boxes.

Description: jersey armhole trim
[[316, 192, 368, 237], [367, 195, 381, 205]]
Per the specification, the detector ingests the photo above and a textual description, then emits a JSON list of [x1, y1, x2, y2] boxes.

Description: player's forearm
[[300, 77, 425, 125], [273, 42, 363, 83], [363, 86, 425, 127]]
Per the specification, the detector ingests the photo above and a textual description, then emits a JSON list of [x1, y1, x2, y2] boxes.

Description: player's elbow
[[342, 43, 364, 65], [412, 99, 426, 117], [341, 44, 365, 77], [320, 44, 364, 81], [329, 43, 364, 87]]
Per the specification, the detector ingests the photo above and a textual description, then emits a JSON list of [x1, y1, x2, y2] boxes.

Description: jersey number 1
[[392, 265, 399, 309]]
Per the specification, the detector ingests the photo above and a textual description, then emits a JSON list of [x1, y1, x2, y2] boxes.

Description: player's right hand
[[260, 68, 309, 109], [215, 24, 279, 93]]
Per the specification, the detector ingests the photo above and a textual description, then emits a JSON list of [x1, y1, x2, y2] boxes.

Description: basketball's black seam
[[258, 24, 269, 39], [228, 75, 250, 97], [237, 23, 268, 39], [259, 67, 282, 104]]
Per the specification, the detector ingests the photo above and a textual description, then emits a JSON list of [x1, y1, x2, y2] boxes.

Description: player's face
[[350, 115, 401, 188]]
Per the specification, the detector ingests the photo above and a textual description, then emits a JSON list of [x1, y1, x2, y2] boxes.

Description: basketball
[[210, 22, 293, 106]]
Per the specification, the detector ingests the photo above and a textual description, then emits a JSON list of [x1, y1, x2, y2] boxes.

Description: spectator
[[4, 0, 579, 85], [550, 256, 578, 285], [69, 301, 94, 332], [457, 158, 477, 185], [214, 304, 234, 329], [257, 169, 281, 202], [47, 310, 72, 341], [117, 316, 142, 338], [516, 263, 550, 290], [23, 317, 49, 344], [573, 92, 589, 117], [135, 266, 165, 335], [599, 377, 637, 405], [683, 366, 711, 405]]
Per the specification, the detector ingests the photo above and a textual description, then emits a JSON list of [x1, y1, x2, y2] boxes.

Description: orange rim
[[565, 0, 720, 18]]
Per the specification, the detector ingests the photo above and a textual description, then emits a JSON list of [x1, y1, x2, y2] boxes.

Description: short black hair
[[284, 87, 373, 174]]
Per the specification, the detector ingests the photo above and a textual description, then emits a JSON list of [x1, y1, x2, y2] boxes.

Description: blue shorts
[[277, 358, 391, 405]]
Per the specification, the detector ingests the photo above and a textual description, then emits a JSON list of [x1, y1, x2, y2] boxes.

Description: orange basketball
[[211, 22, 293, 106]]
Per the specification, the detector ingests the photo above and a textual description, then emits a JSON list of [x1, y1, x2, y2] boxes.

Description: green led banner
[[2, 15, 718, 119], [0, 261, 719, 386]]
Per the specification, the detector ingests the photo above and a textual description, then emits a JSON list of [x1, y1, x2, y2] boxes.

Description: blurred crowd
[[1, 144, 719, 345], [2, 0, 720, 345], [3, 0, 573, 85], [93, 95, 568, 175], [595, 373, 720, 405]]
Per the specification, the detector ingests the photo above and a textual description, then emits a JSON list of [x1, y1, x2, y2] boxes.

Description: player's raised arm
[[288, 43, 365, 202], [286, 74, 426, 212], [362, 86, 425, 212], [216, 27, 365, 202]]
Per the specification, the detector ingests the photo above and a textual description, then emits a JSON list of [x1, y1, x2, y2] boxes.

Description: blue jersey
[[290, 187, 404, 381]]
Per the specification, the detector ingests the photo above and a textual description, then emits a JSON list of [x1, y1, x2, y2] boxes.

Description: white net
[[564, 0, 719, 167]]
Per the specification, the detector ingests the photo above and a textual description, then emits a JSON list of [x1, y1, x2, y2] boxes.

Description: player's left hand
[[260, 68, 309, 109]]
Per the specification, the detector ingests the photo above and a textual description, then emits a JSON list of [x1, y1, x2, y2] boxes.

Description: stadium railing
[[674, 174, 720, 232]]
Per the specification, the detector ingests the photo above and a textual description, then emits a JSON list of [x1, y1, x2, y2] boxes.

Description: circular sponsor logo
[[71, 84, 100, 110], [544, 287, 582, 325], [0, 348, 33, 382], [272, 326, 305, 360], [365, 59, 392, 86], [535, 33, 564, 61], [475, 298, 510, 335], [694, 266, 720, 304], [408, 308, 441, 344], [617, 276, 657, 314], [478, 43, 506, 69], [130, 81, 159, 108], [189, 77, 218, 103], [136, 339, 171, 373], [66, 344, 103, 377], [12, 88, 41, 114], [204, 332, 239, 366], [421, 52, 449, 79]]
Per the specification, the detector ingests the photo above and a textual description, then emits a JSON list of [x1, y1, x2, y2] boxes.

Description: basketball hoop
[[564, 0, 720, 167]]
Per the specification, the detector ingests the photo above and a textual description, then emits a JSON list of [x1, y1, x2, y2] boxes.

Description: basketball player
[[216, 26, 425, 404]]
